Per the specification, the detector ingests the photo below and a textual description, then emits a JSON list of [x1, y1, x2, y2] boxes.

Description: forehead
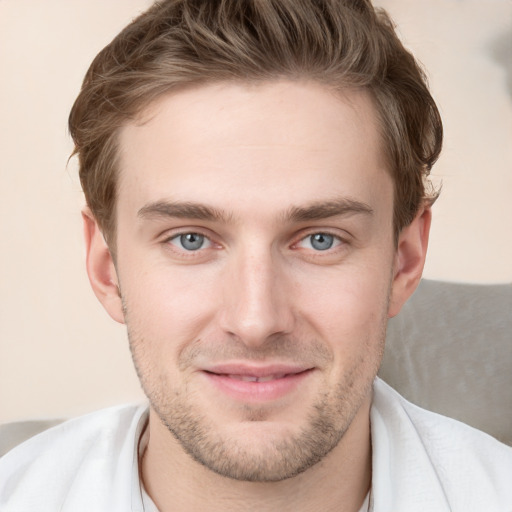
[[116, 81, 392, 220]]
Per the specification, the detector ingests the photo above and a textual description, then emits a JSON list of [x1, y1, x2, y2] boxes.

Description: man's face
[[108, 81, 399, 481]]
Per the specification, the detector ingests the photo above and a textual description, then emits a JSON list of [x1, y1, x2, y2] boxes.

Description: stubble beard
[[126, 318, 386, 483], [151, 370, 375, 482]]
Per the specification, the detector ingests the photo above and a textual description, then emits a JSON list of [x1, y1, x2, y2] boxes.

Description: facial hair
[[126, 312, 387, 482]]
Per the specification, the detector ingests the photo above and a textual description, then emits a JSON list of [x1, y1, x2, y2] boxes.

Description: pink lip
[[200, 363, 314, 403]]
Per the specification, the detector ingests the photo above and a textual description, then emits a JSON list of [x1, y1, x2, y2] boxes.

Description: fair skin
[[84, 81, 430, 512]]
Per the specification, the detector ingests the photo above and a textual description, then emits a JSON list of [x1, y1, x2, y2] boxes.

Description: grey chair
[[0, 418, 64, 457], [381, 279, 512, 446]]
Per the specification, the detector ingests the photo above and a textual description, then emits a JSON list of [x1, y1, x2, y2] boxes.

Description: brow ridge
[[137, 197, 373, 224], [284, 198, 374, 222], [137, 201, 231, 223]]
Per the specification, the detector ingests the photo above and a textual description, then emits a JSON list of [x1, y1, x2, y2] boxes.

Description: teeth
[[240, 375, 259, 382], [258, 374, 285, 382], [256, 375, 274, 382], [227, 374, 286, 382]]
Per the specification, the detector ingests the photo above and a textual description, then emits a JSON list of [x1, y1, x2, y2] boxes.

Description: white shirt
[[1, 378, 511, 511]]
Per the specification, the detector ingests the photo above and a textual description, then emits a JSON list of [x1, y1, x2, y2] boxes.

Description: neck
[[141, 396, 372, 512]]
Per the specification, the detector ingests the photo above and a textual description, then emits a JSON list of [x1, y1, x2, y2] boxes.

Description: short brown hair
[[69, 0, 442, 247]]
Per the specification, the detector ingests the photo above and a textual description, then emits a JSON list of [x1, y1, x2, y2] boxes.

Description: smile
[[201, 366, 314, 402], [225, 373, 288, 382]]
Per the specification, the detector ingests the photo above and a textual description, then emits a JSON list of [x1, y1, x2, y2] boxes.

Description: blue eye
[[297, 233, 341, 251], [309, 233, 334, 251], [170, 233, 210, 251]]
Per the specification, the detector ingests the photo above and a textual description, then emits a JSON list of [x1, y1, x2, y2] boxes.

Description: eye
[[298, 233, 341, 251], [168, 232, 211, 251]]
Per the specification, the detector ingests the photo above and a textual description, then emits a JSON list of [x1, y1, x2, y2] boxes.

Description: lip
[[200, 363, 314, 403]]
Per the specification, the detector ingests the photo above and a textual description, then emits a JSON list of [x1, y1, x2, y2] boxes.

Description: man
[[1, 1, 511, 511]]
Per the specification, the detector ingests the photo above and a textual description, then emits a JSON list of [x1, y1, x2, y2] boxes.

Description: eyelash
[[294, 232, 344, 252], [164, 231, 215, 253], [162, 229, 347, 256]]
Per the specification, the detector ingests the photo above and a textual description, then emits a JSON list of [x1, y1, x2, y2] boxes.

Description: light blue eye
[[171, 233, 208, 251], [309, 233, 335, 251]]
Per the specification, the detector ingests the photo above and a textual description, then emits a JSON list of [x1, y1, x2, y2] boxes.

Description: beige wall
[[1, 0, 511, 423]]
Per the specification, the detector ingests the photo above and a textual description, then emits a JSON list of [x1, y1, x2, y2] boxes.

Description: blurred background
[[1, 0, 511, 423]]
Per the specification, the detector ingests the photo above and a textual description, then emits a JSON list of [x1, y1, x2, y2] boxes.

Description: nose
[[219, 247, 295, 348]]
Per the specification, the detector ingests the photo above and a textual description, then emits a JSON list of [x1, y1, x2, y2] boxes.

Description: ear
[[388, 207, 431, 318], [82, 208, 125, 324]]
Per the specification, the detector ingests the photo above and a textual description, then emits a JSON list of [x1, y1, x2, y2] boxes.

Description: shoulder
[[0, 404, 148, 512], [371, 378, 512, 511]]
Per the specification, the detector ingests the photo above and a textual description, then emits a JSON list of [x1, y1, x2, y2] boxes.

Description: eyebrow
[[137, 197, 373, 224], [137, 201, 232, 223], [283, 198, 374, 222]]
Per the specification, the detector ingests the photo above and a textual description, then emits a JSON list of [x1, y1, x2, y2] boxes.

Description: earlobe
[[388, 207, 431, 318], [82, 208, 125, 324]]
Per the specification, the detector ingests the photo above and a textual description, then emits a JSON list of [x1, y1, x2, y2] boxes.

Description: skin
[[84, 81, 430, 512]]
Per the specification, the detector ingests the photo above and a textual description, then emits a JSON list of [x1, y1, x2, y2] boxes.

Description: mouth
[[201, 364, 314, 402], [222, 373, 290, 383]]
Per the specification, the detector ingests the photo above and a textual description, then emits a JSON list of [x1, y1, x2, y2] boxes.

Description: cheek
[[299, 265, 391, 314], [120, 260, 219, 350], [296, 263, 392, 346]]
